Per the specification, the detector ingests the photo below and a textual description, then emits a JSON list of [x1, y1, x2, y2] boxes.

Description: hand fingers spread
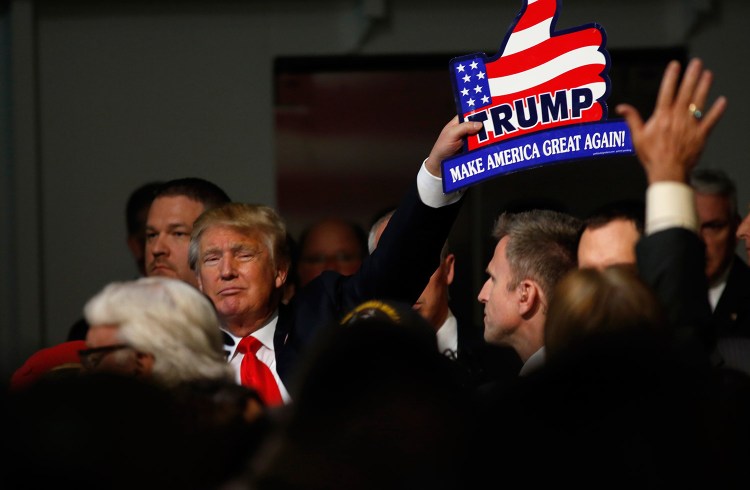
[[699, 95, 728, 135], [675, 58, 703, 109], [691, 69, 714, 112], [654, 60, 681, 112]]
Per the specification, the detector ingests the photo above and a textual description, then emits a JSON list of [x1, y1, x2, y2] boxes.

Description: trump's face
[[196, 226, 286, 330]]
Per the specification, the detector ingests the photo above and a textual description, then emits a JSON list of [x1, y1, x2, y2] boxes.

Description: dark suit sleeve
[[355, 181, 463, 301], [276, 181, 464, 386], [635, 227, 715, 353]]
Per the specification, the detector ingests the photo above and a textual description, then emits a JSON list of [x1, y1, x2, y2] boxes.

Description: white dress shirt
[[519, 346, 546, 376], [708, 259, 731, 311], [436, 309, 459, 358], [223, 309, 292, 403], [645, 181, 699, 235], [417, 159, 465, 208]]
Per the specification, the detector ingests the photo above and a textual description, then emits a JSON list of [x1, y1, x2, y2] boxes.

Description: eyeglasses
[[78, 344, 133, 370]]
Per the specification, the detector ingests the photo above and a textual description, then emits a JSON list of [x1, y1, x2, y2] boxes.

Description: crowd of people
[[3, 57, 750, 488]]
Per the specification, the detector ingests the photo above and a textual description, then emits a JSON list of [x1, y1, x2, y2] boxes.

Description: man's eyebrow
[[145, 222, 191, 231], [201, 246, 223, 256], [232, 243, 262, 254], [202, 243, 258, 255]]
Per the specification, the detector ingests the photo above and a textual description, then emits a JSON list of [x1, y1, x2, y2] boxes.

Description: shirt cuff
[[645, 181, 699, 235], [417, 159, 465, 208]]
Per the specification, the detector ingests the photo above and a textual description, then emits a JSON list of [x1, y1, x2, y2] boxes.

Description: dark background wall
[[1, 0, 746, 379]]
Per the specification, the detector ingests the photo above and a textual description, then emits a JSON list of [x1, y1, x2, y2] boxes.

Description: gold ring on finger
[[689, 103, 703, 120]]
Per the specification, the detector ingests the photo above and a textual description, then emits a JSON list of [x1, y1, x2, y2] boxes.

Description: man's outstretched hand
[[616, 58, 727, 184]]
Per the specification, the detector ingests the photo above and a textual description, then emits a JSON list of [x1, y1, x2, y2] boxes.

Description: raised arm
[[278, 118, 484, 378], [617, 58, 727, 356]]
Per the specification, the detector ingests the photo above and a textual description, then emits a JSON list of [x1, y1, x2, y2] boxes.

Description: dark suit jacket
[[275, 182, 463, 390], [713, 255, 750, 338], [636, 227, 715, 355], [451, 311, 522, 388]]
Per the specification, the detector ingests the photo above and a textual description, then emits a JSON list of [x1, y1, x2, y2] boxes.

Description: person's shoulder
[[10, 340, 87, 391], [730, 255, 750, 279]]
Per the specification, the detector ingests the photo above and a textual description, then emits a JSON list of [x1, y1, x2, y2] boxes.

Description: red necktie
[[237, 336, 283, 407]]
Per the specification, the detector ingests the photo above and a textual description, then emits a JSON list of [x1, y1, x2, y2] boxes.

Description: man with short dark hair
[[577, 200, 645, 270], [145, 177, 231, 288]]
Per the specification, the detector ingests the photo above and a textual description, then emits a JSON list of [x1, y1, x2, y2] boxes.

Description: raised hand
[[451, 0, 608, 151], [425, 117, 484, 177], [615, 58, 727, 184]]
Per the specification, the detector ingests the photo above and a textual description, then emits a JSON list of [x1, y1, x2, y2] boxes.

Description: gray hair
[[84, 277, 233, 387], [690, 168, 739, 219], [493, 209, 581, 303], [368, 210, 395, 254]]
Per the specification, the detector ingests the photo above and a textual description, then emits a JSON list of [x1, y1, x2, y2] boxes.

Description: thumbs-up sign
[[451, 0, 609, 151]]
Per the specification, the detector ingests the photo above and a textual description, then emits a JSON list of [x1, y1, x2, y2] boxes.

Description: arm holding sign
[[276, 118, 484, 385], [616, 58, 727, 357]]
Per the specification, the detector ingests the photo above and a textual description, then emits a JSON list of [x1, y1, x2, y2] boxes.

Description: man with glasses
[[690, 168, 750, 337]]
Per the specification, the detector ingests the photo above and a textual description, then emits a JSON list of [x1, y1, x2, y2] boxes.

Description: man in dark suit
[[369, 209, 522, 387], [618, 57, 728, 356], [188, 117, 484, 403], [690, 168, 750, 338]]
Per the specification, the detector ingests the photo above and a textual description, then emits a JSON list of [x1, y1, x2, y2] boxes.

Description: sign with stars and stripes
[[442, 0, 634, 193]]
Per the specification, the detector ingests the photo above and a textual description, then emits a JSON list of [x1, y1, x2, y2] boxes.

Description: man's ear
[[275, 264, 289, 289], [196, 270, 204, 292], [444, 254, 456, 285], [517, 280, 539, 316]]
